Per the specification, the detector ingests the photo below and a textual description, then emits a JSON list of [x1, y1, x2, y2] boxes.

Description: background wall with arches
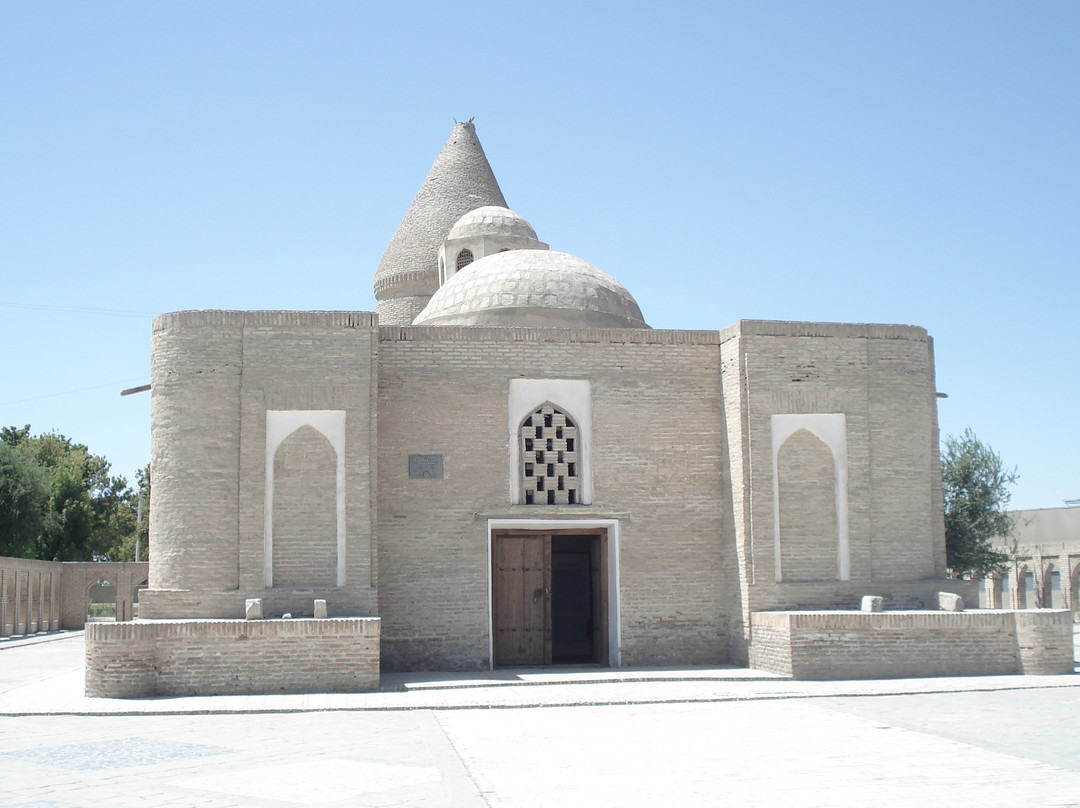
[[0, 557, 148, 635], [979, 506, 1080, 615]]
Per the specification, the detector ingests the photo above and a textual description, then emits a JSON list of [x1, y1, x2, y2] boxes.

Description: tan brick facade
[[141, 311, 378, 621], [375, 325, 737, 670], [131, 312, 989, 674], [716, 321, 965, 659]]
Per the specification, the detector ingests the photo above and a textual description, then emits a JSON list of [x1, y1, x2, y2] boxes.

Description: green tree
[[109, 464, 150, 562], [0, 425, 143, 561], [0, 441, 50, 557], [941, 428, 1018, 578]]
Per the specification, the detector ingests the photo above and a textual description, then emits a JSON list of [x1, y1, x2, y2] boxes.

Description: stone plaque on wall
[[409, 454, 443, 479]]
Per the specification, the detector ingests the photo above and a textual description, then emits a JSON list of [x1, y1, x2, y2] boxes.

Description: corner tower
[[374, 121, 507, 325]]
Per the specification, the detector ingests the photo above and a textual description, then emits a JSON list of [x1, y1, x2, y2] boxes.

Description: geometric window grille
[[456, 248, 474, 272], [521, 404, 579, 505]]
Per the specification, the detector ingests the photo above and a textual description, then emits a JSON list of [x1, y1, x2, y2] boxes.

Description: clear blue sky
[[1, 1, 1076, 511]]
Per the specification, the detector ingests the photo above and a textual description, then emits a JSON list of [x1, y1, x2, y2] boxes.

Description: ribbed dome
[[413, 251, 649, 329], [447, 206, 540, 243]]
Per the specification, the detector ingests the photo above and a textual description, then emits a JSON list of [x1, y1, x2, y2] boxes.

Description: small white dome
[[414, 250, 648, 329], [446, 206, 540, 243]]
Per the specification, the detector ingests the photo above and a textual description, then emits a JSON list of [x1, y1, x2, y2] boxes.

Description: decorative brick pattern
[[521, 405, 579, 505]]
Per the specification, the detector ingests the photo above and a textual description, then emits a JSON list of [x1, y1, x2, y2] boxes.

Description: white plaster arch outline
[[264, 410, 346, 588], [770, 413, 850, 583], [509, 379, 593, 505], [486, 518, 621, 669]]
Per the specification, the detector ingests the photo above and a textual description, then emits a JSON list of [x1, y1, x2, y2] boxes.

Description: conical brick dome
[[374, 121, 507, 325]]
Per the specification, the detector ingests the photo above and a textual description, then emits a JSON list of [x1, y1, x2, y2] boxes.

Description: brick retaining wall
[[85, 618, 380, 697], [749, 610, 1074, 679]]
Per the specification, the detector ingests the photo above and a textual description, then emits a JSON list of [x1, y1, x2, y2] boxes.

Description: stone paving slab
[[1, 630, 1078, 716], [386, 664, 783, 690], [438, 700, 1080, 808], [4, 661, 1079, 717], [1, 712, 487, 808], [815, 687, 1080, 773], [2, 630, 1079, 807], [8, 666, 1080, 717], [6, 697, 1079, 808]]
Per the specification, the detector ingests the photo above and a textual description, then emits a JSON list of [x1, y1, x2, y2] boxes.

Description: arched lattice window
[[456, 248, 474, 271], [521, 404, 579, 504]]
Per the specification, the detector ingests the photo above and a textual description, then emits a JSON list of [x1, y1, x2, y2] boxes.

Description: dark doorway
[[551, 535, 594, 662], [492, 529, 607, 667]]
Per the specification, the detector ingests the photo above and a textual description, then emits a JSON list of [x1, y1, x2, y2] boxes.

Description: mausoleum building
[[90, 122, 1071, 694]]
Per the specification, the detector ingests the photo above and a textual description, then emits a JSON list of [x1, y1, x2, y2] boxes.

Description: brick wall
[[777, 429, 838, 581], [376, 295, 431, 327], [61, 562, 149, 626], [149, 312, 244, 591], [1013, 609, 1077, 673], [271, 426, 337, 587], [377, 326, 740, 670], [749, 609, 1074, 679], [144, 311, 378, 620], [0, 558, 147, 634], [0, 558, 61, 634], [85, 618, 380, 697], [144, 312, 961, 675], [720, 321, 948, 661]]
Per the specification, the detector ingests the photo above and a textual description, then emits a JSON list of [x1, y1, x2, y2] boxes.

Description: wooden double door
[[492, 529, 608, 667]]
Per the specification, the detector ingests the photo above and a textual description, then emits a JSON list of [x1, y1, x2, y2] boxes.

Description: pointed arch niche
[[771, 414, 849, 583], [509, 380, 592, 505], [264, 410, 346, 588]]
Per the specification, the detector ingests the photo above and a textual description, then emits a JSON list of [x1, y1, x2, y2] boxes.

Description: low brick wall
[[85, 618, 380, 698], [749, 609, 1074, 679]]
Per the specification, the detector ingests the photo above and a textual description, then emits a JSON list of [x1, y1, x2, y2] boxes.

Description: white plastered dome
[[414, 250, 649, 329], [446, 206, 542, 243]]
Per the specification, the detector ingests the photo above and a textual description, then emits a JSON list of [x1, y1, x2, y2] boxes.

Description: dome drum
[[437, 206, 548, 286]]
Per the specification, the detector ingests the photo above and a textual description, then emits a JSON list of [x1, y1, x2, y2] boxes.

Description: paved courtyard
[[1, 631, 1077, 807]]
